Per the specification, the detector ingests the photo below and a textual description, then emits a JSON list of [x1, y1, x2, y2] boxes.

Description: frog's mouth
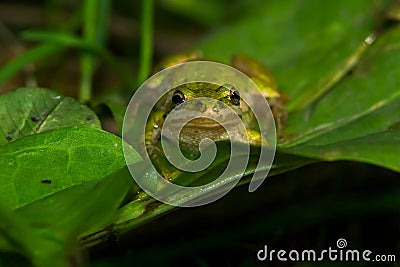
[[164, 116, 249, 154], [180, 117, 238, 130], [187, 118, 221, 127]]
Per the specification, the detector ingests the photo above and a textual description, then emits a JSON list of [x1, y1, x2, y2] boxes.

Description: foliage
[[0, 0, 399, 266]]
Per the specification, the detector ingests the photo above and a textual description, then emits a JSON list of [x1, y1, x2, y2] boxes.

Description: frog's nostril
[[212, 101, 225, 113], [212, 101, 224, 113], [195, 100, 206, 112]]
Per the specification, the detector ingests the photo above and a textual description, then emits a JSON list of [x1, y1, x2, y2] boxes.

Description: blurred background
[[0, 0, 399, 266], [0, 0, 218, 96]]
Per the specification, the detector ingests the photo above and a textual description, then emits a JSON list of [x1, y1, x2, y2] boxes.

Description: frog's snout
[[174, 98, 226, 115]]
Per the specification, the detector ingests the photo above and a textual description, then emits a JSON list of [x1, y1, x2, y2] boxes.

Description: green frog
[[145, 52, 287, 180]]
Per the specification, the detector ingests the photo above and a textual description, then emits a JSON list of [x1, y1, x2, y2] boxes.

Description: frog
[[145, 52, 287, 180]]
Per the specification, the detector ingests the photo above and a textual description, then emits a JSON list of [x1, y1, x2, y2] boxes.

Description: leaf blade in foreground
[[0, 126, 140, 210]]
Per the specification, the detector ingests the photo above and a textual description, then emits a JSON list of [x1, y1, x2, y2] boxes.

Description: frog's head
[[169, 82, 241, 113], [164, 82, 247, 154]]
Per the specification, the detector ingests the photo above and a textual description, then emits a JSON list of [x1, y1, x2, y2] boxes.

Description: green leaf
[[0, 167, 134, 267], [0, 87, 100, 145], [199, 1, 390, 110], [0, 203, 33, 255], [0, 126, 141, 210], [80, 144, 316, 248], [283, 27, 400, 145], [282, 129, 400, 172], [276, 27, 400, 172], [197, 0, 400, 173], [160, 0, 226, 26]]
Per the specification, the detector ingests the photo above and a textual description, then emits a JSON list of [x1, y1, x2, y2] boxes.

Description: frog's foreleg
[[145, 111, 181, 181], [145, 111, 164, 161]]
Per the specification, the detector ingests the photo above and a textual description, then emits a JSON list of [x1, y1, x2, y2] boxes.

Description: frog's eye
[[229, 88, 241, 106], [172, 90, 185, 105], [219, 84, 241, 106]]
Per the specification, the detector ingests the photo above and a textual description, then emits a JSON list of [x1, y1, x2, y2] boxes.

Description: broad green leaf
[[0, 126, 141, 210], [197, 0, 400, 173], [0, 87, 100, 145], [282, 129, 400, 172], [283, 27, 400, 145], [0, 203, 33, 255], [172, 143, 314, 188], [275, 27, 400, 172], [160, 0, 227, 26], [81, 145, 316, 248], [0, 167, 134, 267], [199, 1, 391, 110]]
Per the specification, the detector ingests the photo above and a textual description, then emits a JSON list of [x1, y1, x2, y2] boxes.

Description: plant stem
[[138, 0, 154, 84], [79, 0, 110, 102]]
